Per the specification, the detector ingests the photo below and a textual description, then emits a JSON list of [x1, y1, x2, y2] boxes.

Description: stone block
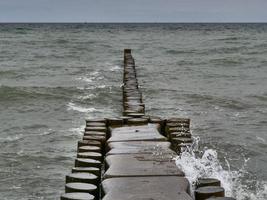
[[102, 176, 192, 200], [107, 125, 166, 143], [104, 154, 184, 178]]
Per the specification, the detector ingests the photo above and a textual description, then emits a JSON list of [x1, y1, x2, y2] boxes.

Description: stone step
[[107, 124, 165, 143], [101, 176, 192, 200], [106, 141, 175, 155], [103, 154, 184, 179]]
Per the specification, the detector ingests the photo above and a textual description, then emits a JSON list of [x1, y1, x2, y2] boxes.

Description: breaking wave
[[67, 102, 97, 113], [174, 137, 267, 200], [109, 65, 121, 71]]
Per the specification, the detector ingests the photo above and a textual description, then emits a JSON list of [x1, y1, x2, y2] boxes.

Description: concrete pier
[[61, 49, 235, 200]]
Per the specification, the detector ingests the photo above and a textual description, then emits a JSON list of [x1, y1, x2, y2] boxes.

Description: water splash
[[174, 136, 267, 200], [234, 180, 267, 200]]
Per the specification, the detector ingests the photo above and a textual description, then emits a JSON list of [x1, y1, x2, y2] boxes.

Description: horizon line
[[0, 22, 267, 24]]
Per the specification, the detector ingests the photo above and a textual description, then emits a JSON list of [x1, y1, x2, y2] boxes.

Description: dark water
[[0, 23, 266, 199]]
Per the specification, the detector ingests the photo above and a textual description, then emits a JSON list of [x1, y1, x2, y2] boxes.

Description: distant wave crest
[[67, 102, 97, 113]]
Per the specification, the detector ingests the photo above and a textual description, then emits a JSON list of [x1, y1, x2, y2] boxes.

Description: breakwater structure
[[60, 49, 236, 200]]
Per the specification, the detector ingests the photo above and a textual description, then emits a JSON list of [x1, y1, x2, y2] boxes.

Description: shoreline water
[[0, 23, 266, 199]]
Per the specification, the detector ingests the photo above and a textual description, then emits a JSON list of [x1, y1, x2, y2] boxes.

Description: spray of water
[[174, 136, 267, 200]]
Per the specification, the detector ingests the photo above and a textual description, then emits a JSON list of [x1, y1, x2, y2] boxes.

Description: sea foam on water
[[67, 102, 97, 113]]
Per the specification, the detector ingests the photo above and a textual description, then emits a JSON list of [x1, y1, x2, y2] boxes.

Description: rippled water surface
[[0, 23, 267, 199]]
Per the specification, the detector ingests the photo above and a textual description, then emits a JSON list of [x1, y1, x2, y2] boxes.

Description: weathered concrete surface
[[103, 154, 184, 178], [169, 132, 192, 139], [83, 135, 106, 144], [75, 158, 101, 168], [107, 124, 166, 143], [85, 127, 107, 132], [86, 122, 106, 127], [127, 118, 148, 125], [77, 152, 102, 161], [78, 146, 101, 153], [65, 182, 97, 194], [84, 131, 106, 137], [61, 192, 95, 200], [78, 140, 101, 148], [66, 173, 98, 184], [72, 167, 100, 176], [106, 141, 175, 155], [102, 176, 192, 200]]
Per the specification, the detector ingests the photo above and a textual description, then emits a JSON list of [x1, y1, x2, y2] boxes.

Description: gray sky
[[0, 0, 267, 22]]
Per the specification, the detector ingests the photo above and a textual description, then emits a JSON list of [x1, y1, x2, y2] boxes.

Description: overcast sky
[[0, 0, 267, 22]]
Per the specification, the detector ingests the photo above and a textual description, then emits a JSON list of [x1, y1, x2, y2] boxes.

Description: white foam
[[174, 136, 267, 199], [77, 94, 97, 100], [11, 185, 22, 189], [76, 86, 85, 90], [69, 124, 85, 135], [39, 129, 53, 136], [234, 180, 267, 200], [256, 136, 266, 143], [98, 85, 106, 89], [76, 71, 103, 83], [0, 134, 23, 142], [76, 76, 93, 83], [90, 71, 100, 76], [67, 102, 97, 113], [79, 84, 107, 90], [110, 65, 121, 71]]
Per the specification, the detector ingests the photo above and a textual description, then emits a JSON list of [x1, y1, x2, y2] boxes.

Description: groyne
[[60, 49, 235, 200]]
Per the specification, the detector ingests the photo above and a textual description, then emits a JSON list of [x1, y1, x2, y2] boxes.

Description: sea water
[[0, 23, 267, 199]]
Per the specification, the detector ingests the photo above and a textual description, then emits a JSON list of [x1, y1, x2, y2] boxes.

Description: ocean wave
[[67, 102, 97, 113], [216, 36, 240, 41], [76, 76, 93, 83], [77, 94, 97, 100], [256, 136, 266, 143], [97, 85, 107, 89], [0, 85, 80, 102], [248, 93, 267, 103], [253, 43, 267, 49], [69, 124, 85, 136], [0, 70, 17, 77], [210, 46, 246, 54], [0, 134, 24, 142], [209, 57, 243, 65], [76, 71, 104, 83], [185, 93, 250, 110], [166, 49, 196, 54], [109, 65, 121, 71], [14, 26, 33, 31], [76, 84, 108, 91], [55, 39, 69, 44]]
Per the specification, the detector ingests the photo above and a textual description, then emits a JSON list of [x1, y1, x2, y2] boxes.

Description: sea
[[0, 23, 266, 200]]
